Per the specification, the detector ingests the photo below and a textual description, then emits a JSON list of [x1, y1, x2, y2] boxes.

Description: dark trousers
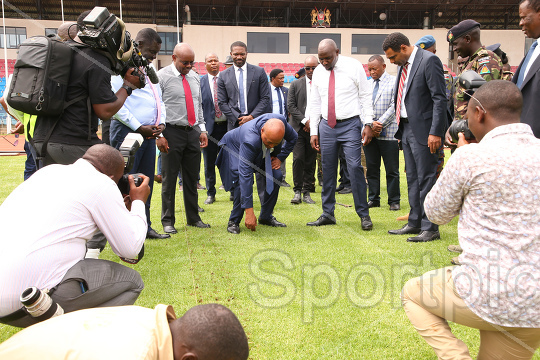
[[203, 122, 228, 197], [0, 259, 143, 328], [110, 120, 156, 229], [338, 145, 351, 188], [33, 142, 89, 166], [292, 128, 317, 193], [401, 122, 439, 231], [161, 125, 202, 226], [319, 117, 369, 218], [364, 138, 400, 204], [23, 141, 37, 180], [229, 164, 282, 224]]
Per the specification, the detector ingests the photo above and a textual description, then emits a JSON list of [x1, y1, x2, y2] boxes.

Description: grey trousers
[[0, 259, 144, 328]]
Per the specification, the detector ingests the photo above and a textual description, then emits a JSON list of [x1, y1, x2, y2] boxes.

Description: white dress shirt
[[0, 159, 147, 316], [271, 84, 285, 115], [309, 55, 374, 136], [302, 76, 312, 125], [399, 45, 418, 119], [234, 63, 248, 113]]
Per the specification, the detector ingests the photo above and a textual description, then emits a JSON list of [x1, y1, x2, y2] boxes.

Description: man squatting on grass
[[0, 303, 249, 360], [401, 81, 540, 359]]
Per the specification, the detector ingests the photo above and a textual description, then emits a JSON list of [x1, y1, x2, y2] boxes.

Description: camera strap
[[147, 77, 161, 127]]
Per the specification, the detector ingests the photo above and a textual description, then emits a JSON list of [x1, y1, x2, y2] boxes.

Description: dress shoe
[[451, 256, 461, 265], [197, 182, 206, 190], [389, 203, 400, 211], [291, 192, 302, 204], [448, 244, 463, 253], [281, 180, 291, 187], [361, 216, 373, 230], [407, 230, 441, 242], [146, 228, 170, 239], [204, 196, 215, 205], [336, 184, 345, 192], [302, 192, 315, 204], [227, 221, 240, 234], [388, 224, 421, 235], [154, 174, 162, 183], [396, 213, 409, 221], [338, 187, 352, 194], [163, 225, 178, 234], [198, 205, 204, 212], [368, 200, 380, 208], [259, 216, 286, 227], [307, 215, 336, 226], [187, 220, 211, 228]]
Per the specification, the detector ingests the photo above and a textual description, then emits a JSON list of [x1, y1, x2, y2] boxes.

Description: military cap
[[447, 19, 480, 43], [415, 35, 436, 49], [224, 55, 234, 65], [486, 43, 501, 52], [295, 68, 306, 79]]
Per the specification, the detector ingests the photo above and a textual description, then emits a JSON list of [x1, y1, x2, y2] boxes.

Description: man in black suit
[[268, 68, 290, 188], [514, 0, 540, 138], [287, 55, 318, 205], [383, 32, 447, 242], [217, 41, 271, 130], [200, 53, 228, 205]]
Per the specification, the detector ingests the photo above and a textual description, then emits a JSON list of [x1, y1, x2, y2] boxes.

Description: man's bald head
[[57, 22, 77, 41], [173, 43, 194, 58], [172, 43, 195, 75], [82, 144, 125, 183], [170, 304, 249, 360], [318, 39, 339, 70], [261, 118, 286, 149]]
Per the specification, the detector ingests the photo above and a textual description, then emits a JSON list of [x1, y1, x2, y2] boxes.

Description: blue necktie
[[517, 40, 538, 88], [265, 148, 274, 194], [238, 68, 246, 114], [372, 79, 379, 103], [276, 87, 283, 115]]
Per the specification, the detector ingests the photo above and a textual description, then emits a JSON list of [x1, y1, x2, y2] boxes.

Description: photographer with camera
[[32, 9, 144, 166], [0, 145, 150, 328], [402, 80, 540, 359]]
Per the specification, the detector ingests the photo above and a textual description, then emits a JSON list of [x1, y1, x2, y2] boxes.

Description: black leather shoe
[[259, 216, 286, 227], [302, 192, 315, 204], [361, 216, 373, 230], [389, 203, 400, 211], [227, 221, 240, 234], [407, 230, 441, 242], [204, 196, 215, 205], [307, 215, 336, 226], [368, 200, 380, 208], [198, 205, 204, 212], [281, 180, 291, 187], [163, 225, 178, 234], [336, 185, 345, 192], [338, 187, 352, 194], [147, 228, 171, 239], [388, 224, 421, 235], [291, 191, 302, 204], [187, 220, 211, 228]]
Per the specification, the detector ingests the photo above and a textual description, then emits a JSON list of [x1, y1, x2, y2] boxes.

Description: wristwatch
[[121, 84, 133, 96], [365, 122, 374, 128]]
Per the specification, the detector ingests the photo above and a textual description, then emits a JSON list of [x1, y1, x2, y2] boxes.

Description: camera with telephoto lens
[[78, 6, 159, 87], [20, 287, 64, 322], [448, 70, 487, 142], [117, 133, 144, 195]]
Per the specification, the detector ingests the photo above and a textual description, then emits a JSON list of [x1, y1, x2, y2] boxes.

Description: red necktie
[[213, 76, 222, 118], [328, 69, 336, 128], [395, 62, 409, 125], [182, 74, 196, 126]]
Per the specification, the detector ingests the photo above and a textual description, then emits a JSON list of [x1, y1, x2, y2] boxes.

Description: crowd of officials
[[0, 1, 540, 358]]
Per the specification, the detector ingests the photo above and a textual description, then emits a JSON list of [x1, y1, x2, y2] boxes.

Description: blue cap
[[415, 35, 436, 49]]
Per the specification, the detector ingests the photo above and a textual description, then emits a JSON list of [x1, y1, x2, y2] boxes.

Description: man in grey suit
[[287, 55, 318, 205], [383, 32, 447, 242], [217, 41, 271, 130], [514, 0, 540, 138]]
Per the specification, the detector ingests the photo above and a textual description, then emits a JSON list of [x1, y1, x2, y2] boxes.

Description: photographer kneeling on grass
[[401, 80, 540, 359], [0, 144, 150, 328]]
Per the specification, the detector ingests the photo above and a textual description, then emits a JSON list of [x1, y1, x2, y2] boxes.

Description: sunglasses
[[180, 61, 195, 66], [2, 133, 19, 147], [304, 66, 317, 70]]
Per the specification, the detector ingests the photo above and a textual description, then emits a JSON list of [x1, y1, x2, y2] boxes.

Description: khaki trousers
[[401, 267, 540, 360]]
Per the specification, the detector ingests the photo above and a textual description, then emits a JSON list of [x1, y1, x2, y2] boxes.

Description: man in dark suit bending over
[[217, 114, 297, 234], [383, 32, 447, 242]]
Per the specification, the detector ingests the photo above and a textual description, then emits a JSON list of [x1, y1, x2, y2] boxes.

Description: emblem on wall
[[311, 8, 331, 28]]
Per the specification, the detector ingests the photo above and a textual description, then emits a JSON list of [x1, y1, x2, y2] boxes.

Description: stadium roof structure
[[4, 0, 520, 30]]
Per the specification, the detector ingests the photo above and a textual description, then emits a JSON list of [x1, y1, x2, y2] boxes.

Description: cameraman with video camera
[[0, 145, 150, 328], [32, 9, 144, 166]]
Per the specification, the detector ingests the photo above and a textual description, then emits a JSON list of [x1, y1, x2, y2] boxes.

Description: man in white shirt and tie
[[307, 39, 375, 230], [268, 68, 290, 188]]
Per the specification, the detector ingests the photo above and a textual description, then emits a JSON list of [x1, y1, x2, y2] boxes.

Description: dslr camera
[[78, 6, 159, 87], [448, 70, 486, 142], [117, 133, 145, 195]]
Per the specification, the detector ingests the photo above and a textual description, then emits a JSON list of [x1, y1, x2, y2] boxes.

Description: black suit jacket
[[200, 73, 223, 136], [394, 48, 447, 145], [513, 55, 540, 138], [217, 63, 271, 130], [287, 78, 307, 132]]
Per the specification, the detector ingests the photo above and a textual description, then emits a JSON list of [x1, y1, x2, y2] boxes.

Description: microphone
[[146, 66, 159, 84]]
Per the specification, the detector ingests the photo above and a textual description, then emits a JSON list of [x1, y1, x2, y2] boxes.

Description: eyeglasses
[[304, 66, 317, 70], [2, 133, 19, 147], [180, 61, 195, 66], [468, 93, 487, 113]]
